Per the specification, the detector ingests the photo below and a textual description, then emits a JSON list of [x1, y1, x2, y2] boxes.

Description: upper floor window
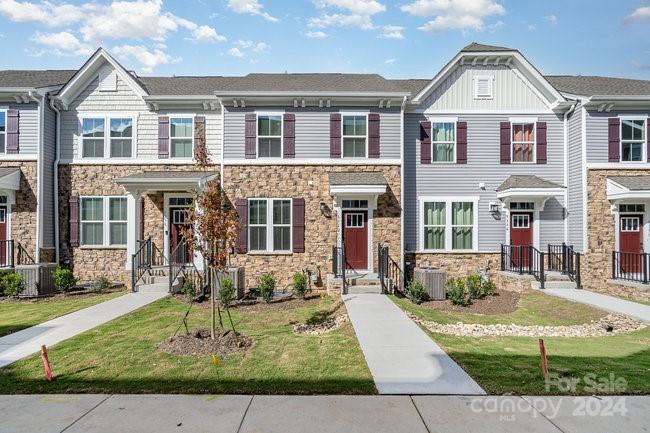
[[432, 122, 456, 163], [110, 118, 133, 158], [82, 116, 134, 159], [0, 111, 5, 154], [512, 122, 535, 163], [249, 198, 292, 252], [474, 75, 494, 99], [621, 118, 646, 162], [80, 196, 127, 247], [82, 118, 105, 158], [342, 115, 367, 158], [170, 117, 193, 158], [257, 115, 282, 157]]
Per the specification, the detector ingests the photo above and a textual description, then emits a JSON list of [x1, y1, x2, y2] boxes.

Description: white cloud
[[305, 31, 327, 38], [527, 24, 535, 31], [228, 47, 245, 58], [112, 44, 179, 73], [0, 0, 84, 26], [401, 0, 505, 32], [545, 14, 558, 25], [229, 40, 270, 58], [309, 13, 374, 30], [314, 0, 385, 16], [625, 6, 650, 23], [309, 0, 385, 30], [187, 25, 227, 43], [381, 25, 404, 39], [30, 31, 94, 56], [226, 0, 278, 22], [384, 58, 396, 65], [252, 42, 269, 52]]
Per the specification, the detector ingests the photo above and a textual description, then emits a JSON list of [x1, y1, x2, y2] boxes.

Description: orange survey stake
[[40, 345, 53, 382]]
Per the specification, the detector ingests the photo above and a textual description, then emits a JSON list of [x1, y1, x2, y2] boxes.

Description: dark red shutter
[[500, 122, 511, 164], [608, 118, 620, 162], [140, 197, 145, 240], [330, 113, 341, 158], [245, 113, 256, 159], [536, 121, 547, 164], [193, 115, 206, 159], [157, 116, 169, 159], [283, 113, 295, 158], [456, 121, 467, 164], [292, 198, 305, 253], [6, 109, 19, 154], [420, 121, 431, 164], [235, 199, 248, 253], [368, 113, 380, 158], [69, 196, 79, 247]]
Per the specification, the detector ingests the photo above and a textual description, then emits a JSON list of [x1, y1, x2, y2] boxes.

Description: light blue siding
[[586, 109, 650, 164]]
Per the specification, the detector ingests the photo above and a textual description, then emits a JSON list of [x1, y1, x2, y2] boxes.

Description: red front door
[[0, 206, 7, 266], [343, 211, 368, 271], [620, 215, 643, 273], [170, 208, 192, 263], [510, 212, 533, 269]]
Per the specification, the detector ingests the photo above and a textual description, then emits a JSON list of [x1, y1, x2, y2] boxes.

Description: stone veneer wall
[[224, 165, 401, 289], [58, 164, 218, 284], [582, 168, 650, 301], [0, 161, 38, 262]]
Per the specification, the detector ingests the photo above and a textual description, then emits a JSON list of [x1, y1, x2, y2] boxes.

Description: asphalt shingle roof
[[0, 70, 76, 89], [497, 175, 564, 192], [461, 42, 515, 52], [608, 176, 650, 191], [329, 172, 387, 186], [545, 75, 650, 97], [0, 167, 20, 178]]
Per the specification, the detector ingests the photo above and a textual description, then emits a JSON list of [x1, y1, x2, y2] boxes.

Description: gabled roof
[[0, 70, 76, 89], [497, 175, 564, 192], [545, 75, 650, 97], [329, 172, 387, 186], [388, 79, 430, 97], [608, 176, 650, 191], [461, 42, 515, 52]]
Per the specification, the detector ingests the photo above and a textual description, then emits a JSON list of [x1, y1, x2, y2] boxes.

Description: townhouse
[[1, 43, 649, 300]]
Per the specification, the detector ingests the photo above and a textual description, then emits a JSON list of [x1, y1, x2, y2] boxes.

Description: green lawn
[[392, 291, 650, 395], [0, 291, 125, 337], [0, 296, 375, 394]]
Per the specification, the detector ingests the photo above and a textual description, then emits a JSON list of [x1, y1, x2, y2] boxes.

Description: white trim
[[223, 158, 400, 166], [335, 196, 375, 272], [0, 154, 37, 161], [329, 184, 387, 195], [255, 111, 284, 158], [418, 195, 479, 253], [340, 112, 369, 159], [60, 158, 203, 165], [0, 109, 6, 155], [168, 113, 195, 159], [77, 113, 137, 160], [399, 95, 406, 289], [607, 178, 650, 200], [428, 119, 457, 164], [510, 120, 537, 164], [246, 197, 293, 254], [473, 75, 494, 100], [618, 116, 648, 163], [162, 192, 203, 270], [78, 196, 127, 248], [418, 108, 555, 115], [587, 163, 650, 169], [496, 188, 564, 211]]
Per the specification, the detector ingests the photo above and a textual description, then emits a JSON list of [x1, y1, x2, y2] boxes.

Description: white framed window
[[512, 214, 530, 229], [431, 122, 456, 163], [80, 115, 135, 159], [342, 114, 367, 158], [419, 196, 478, 252], [80, 196, 127, 247], [248, 198, 292, 252], [0, 110, 6, 154], [257, 114, 282, 158], [620, 117, 646, 162], [345, 213, 365, 228], [619, 204, 645, 213], [474, 75, 494, 99], [170, 117, 194, 158], [621, 216, 640, 232], [511, 122, 536, 163]]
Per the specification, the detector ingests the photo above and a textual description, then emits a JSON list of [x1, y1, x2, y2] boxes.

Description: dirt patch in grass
[[0, 288, 125, 304], [417, 290, 520, 315], [294, 300, 348, 335], [175, 294, 323, 312], [157, 328, 253, 357]]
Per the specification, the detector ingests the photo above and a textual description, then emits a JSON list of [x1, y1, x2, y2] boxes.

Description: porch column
[[125, 189, 143, 270]]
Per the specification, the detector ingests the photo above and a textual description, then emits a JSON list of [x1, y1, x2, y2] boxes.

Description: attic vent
[[474, 75, 494, 99], [98, 67, 118, 92]]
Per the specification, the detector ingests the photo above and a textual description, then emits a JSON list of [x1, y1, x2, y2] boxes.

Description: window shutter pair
[[330, 113, 381, 158], [6, 109, 19, 154], [499, 121, 547, 164], [234, 198, 305, 253], [243, 113, 295, 159], [608, 117, 650, 162], [419, 120, 467, 164], [158, 116, 206, 159]]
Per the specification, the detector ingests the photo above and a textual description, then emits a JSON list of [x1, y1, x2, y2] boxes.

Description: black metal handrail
[[612, 251, 650, 284], [378, 243, 403, 294], [331, 245, 346, 294], [131, 237, 152, 291], [500, 244, 545, 289], [0, 239, 14, 268], [547, 243, 581, 289], [16, 242, 35, 265], [565, 244, 581, 289]]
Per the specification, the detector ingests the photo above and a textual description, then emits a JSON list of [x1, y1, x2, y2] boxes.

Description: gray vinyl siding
[[566, 106, 584, 250], [585, 109, 650, 163], [40, 101, 56, 248], [60, 69, 222, 161], [223, 107, 401, 160], [404, 112, 566, 252], [0, 102, 39, 155]]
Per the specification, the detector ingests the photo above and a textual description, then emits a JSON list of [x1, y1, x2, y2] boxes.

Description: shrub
[[446, 277, 470, 306], [90, 276, 111, 294], [466, 274, 483, 299], [292, 272, 308, 299], [406, 280, 427, 304], [219, 278, 236, 308], [181, 279, 195, 297], [53, 267, 76, 293], [481, 280, 497, 297], [3, 272, 24, 297], [258, 273, 276, 303]]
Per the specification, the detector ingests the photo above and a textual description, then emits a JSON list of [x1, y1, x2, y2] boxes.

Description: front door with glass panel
[[510, 212, 533, 269], [0, 206, 7, 266], [169, 198, 193, 264], [343, 211, 368, 270], [620, 215, 643, 273]]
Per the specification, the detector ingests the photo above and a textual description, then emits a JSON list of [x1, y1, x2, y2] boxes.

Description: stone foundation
[[409, 252, 500, 279], [224, 164, 401, 289], [0, 161, 38, 261]]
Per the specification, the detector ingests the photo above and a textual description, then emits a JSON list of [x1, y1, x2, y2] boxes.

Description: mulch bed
[[0, 288, 126, 304], [416, 290, 520, 315], [157, 328, 253, 357], [174, 293, 323, 312]]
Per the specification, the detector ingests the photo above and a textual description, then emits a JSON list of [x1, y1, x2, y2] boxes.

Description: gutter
[[49, 97, 61, 264], [214, 91, 410, 98], [27, 90, 43, 263]]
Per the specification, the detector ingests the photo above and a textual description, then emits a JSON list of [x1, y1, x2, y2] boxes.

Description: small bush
[[406, 280, 427, 304], [219, 278, 236, 308], [53, 267, 76, 293], [90, 276, 111, 294], [181, 279, 195, 297], [446, 277, 470, 306], [2, 272, 24, 297], [292, 272, 308, 299], [258, 273, 276, 303], [466, 274, 483, 299], [481, 280, 497, 297]]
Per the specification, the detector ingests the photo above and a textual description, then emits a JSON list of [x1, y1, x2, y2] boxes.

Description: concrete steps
[[137, 282, 170, 294], [347, 285, 383, 294], [531, 280, 577, 290]]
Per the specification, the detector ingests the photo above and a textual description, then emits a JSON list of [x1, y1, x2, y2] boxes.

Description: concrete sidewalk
[[343, 293, 484, 395], [1, 394, 647, 433], [0, 292, 167, 368], [541, 288, 650, 322]]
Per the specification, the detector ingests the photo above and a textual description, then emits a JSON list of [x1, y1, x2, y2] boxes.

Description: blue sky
[[0, 0, 649, 79]]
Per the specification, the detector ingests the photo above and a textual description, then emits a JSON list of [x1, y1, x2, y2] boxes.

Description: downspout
[[399, 95, 407, 290], [218, 98, 225, 189], [28, 90, 43, 263], [49, 97, 61, 264], [563, 101, 578, 244]]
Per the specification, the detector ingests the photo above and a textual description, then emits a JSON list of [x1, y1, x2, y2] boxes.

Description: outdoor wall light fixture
[[320, 201, 331, 218]]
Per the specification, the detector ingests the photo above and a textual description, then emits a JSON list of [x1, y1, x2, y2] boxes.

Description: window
[[342, 200, 368, 209], [0, 111, 5, 154], [474, 76, 493, 99], [620, 204, 645, 213], [249, 198, 292, 252], [512, 214, 530, 228], [257, 115, 282, 157], [345, 213, 365, 228], [421, 198, 477, 251], [621, 118, 646, 162], [342, 115, 367, 158], [170, 117, 193, 158], [621, 217, 640, 232], [110, 118, 133, 158], [510, 202, 535, 210], [82, 118, 105, 158], [81, 116, 135, 159], [80, 197, 127, 247], [431, 122, 455, 162], [512, 123, 535, 162], [169, 197, 193, 207]]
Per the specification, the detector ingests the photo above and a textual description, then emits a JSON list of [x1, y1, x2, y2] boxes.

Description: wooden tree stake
[[539, 338, 549, 379]]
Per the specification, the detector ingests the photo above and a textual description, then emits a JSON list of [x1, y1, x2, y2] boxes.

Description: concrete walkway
[[343, 293, 485, 395], [541, 288, 650, 322], [2, 394, 648, 433], [0, 292, 167, 368]]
